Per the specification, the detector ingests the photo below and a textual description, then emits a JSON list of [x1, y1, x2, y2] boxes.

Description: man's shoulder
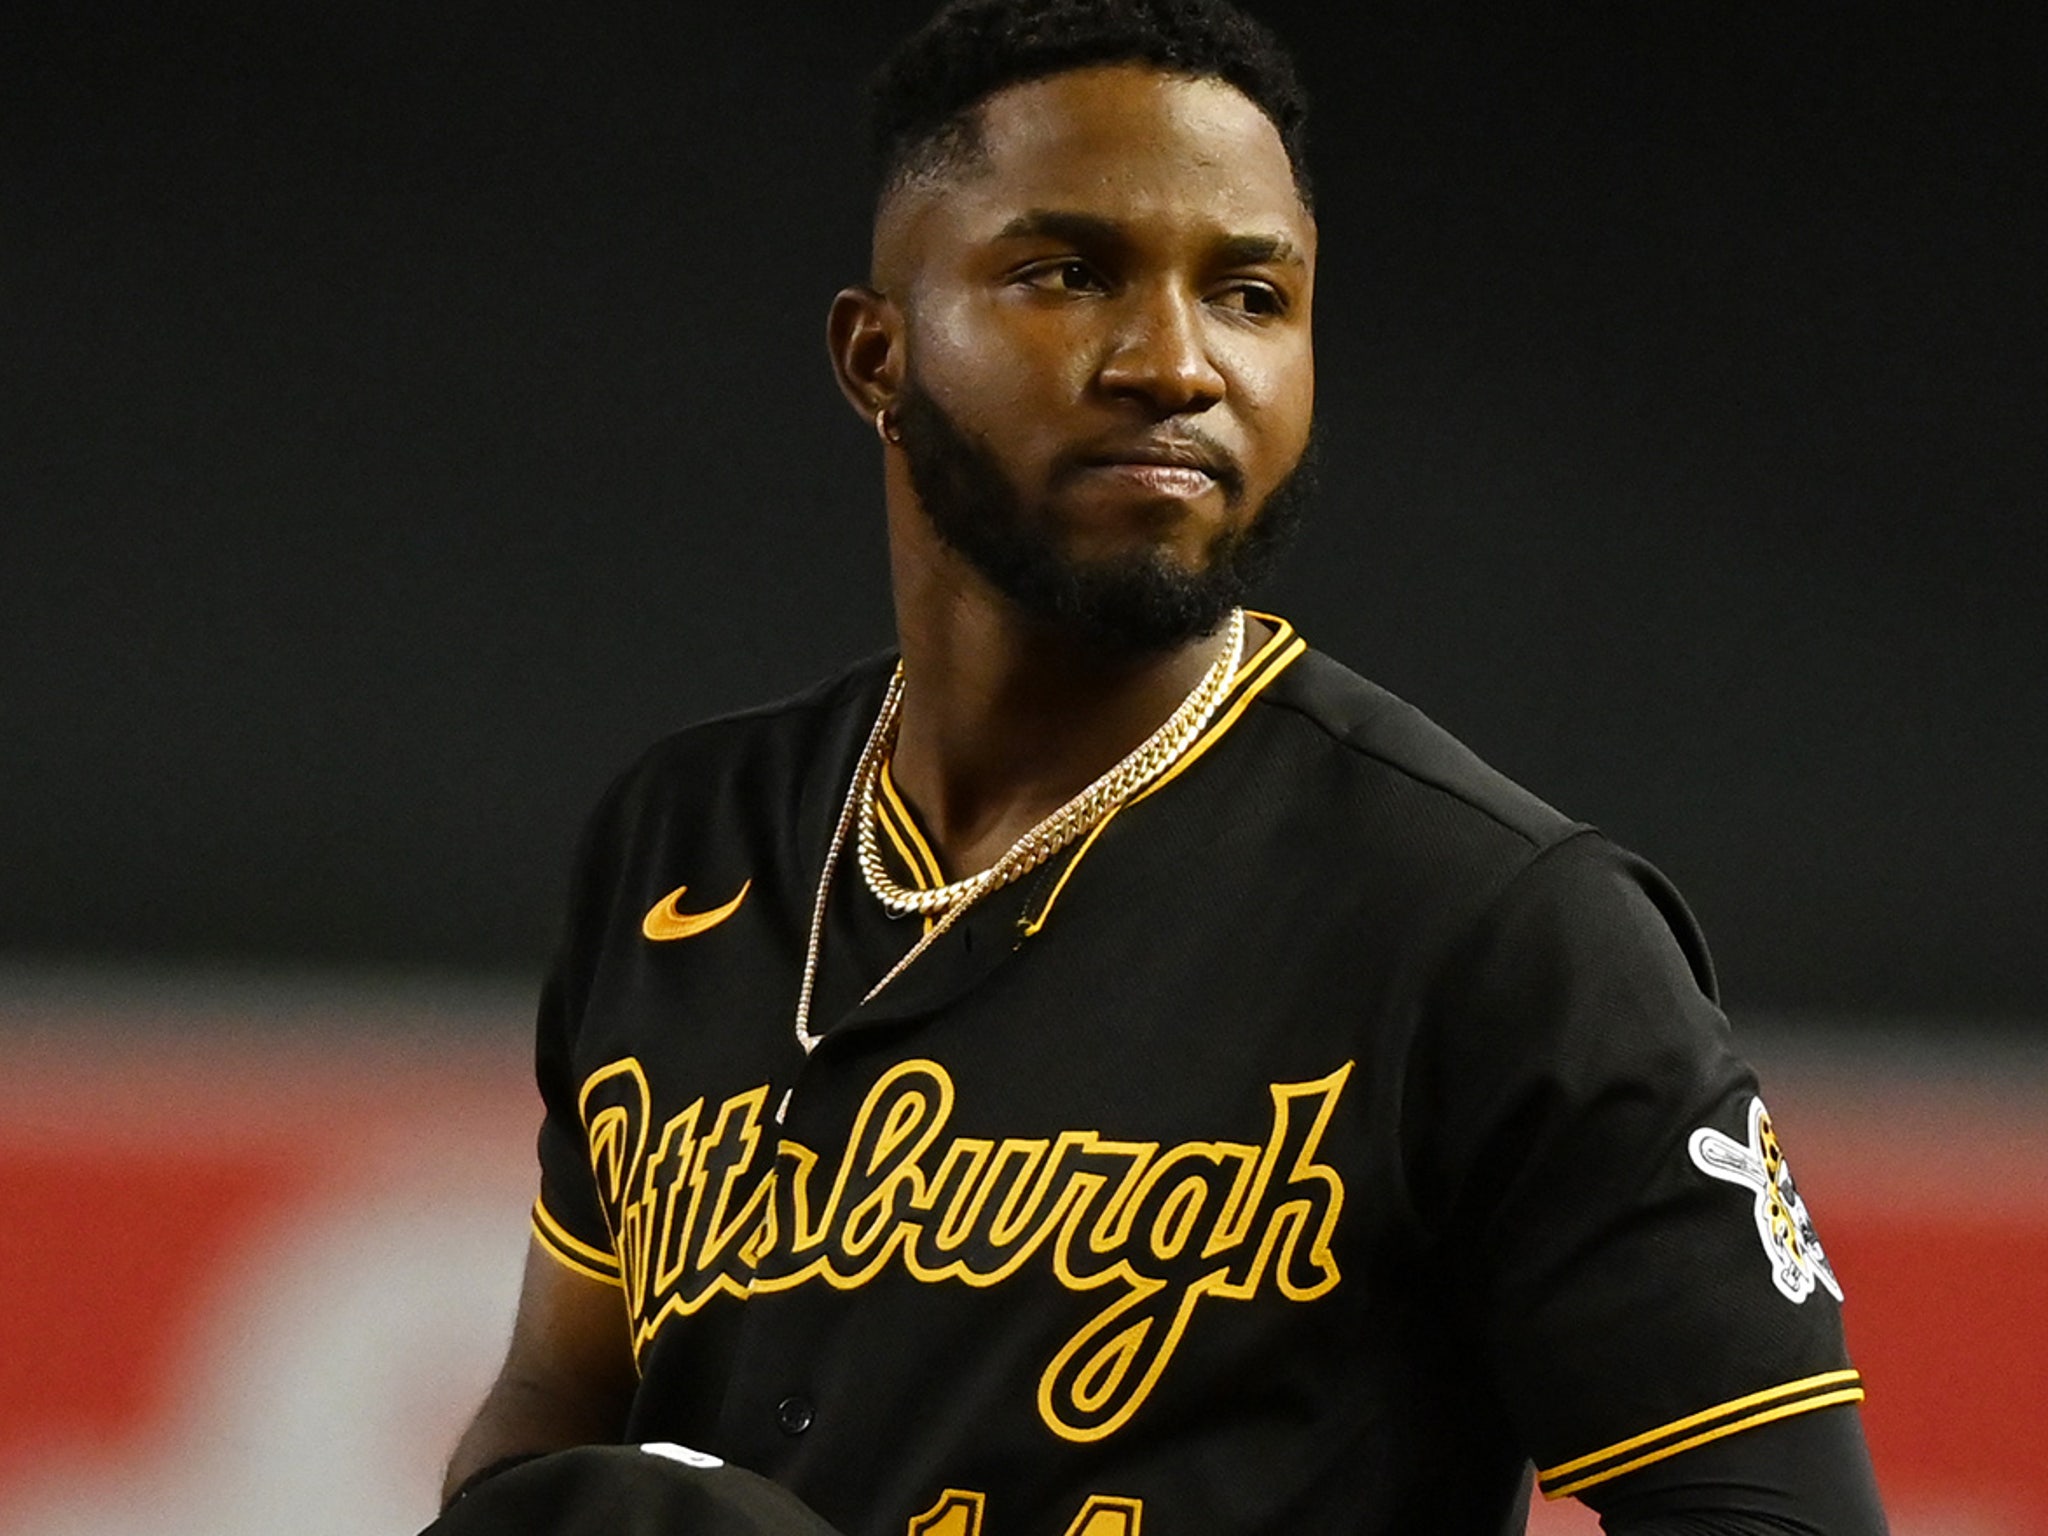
[[1243, 636, 1720, 1003], [587, 652, 894, 836], [630, 652, 891, 776], [1256, 643, 1581, 852]]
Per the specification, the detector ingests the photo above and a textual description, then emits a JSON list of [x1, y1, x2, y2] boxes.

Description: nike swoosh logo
[[642, 880, 752, 941]]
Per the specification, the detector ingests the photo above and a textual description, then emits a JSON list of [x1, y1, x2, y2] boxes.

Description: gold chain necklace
[[857, 607, 1245, 916], [791, 608, 1245, 1056]]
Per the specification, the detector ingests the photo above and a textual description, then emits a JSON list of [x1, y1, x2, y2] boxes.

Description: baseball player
[[437, 2, 1888, 1531]]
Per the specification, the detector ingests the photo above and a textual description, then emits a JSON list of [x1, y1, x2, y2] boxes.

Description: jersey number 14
[[910, 1489, 1143, 1536]]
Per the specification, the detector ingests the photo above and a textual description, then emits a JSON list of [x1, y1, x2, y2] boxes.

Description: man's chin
[[996, 550, 1246, 655]]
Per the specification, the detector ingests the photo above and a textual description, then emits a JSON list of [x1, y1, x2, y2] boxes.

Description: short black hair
[[868, 0, 1312, 211]]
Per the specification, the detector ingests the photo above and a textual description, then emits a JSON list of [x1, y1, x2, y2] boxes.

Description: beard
[[894, 379, 1315, 654]]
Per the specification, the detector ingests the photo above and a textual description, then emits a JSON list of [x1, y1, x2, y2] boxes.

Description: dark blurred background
[[4, 0, 2043, 1021]]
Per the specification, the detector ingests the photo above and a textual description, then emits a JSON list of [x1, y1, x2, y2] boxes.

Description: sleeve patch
[[1537, 1369, 1865, 1500], [1689, 1096, 1843, 1304]]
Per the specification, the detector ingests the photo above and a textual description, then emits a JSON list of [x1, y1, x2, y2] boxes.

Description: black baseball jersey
[[528, 616, 1860, 1535]]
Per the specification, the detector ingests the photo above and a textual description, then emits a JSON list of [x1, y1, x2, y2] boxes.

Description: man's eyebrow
[[991, 210, 1306, 269], [992, 209, 1126, 247], [1213, 232, 1307, 270]]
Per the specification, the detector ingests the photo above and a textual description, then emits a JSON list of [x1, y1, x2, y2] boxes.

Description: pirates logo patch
[[1688, 1096, 1843, 1304]]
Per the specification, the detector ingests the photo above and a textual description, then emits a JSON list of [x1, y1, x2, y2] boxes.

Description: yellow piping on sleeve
[[1539, 1370, 1865, 1500], [531, 1196, 624, 1285]]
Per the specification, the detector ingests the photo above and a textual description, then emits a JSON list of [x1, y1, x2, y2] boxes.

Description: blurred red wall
[[0, 995, 2040, 1535]]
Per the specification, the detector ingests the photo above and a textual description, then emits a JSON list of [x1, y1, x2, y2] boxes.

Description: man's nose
[[1095, 287, 1227, 415]]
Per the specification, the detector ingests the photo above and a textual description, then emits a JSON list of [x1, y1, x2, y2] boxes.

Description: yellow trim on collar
[[877, 762, 946, 889], [1018, 614, 1306, 938], [875, 764, 942, 934]]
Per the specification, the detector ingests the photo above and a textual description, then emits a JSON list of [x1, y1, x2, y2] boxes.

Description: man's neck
[[884, 556, 1248, 883]]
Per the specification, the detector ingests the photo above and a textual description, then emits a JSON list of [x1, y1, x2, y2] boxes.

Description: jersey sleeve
[[529, 775, 632, 1288], [1584, 1398, 1887, 1531], [1403, 830, 1861, 1505]]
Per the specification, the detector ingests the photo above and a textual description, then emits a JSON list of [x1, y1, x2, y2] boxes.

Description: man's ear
[[826, 285, 905, 425]]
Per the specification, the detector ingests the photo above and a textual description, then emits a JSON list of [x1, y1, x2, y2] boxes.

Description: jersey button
[[775, 1395, 814, 1436]]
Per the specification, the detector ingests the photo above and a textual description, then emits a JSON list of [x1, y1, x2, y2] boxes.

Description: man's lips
[[1068, 437, 1239, 499], [1080, 461, 1219, 497]]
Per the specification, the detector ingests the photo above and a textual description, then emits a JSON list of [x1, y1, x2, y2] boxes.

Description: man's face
[[876, 65, 1317, 650]]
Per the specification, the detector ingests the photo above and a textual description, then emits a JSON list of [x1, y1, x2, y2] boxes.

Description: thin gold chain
[[792, 609, 1244, 1057], [791, 666, 903, 1056]]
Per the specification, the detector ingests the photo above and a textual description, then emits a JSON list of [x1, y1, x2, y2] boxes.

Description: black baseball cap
[[421, 1443, 846, 1536]]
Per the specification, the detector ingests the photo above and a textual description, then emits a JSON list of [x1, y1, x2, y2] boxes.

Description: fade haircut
[[868, 0, 1312, 213]]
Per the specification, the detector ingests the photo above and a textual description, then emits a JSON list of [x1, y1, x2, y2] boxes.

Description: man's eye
[[1020, 260, 1106, 294], [1215, 282, 1285, 317]]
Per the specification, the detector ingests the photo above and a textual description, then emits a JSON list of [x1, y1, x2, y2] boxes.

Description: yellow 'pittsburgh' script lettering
[[576, 1057, 1351, 1441]]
